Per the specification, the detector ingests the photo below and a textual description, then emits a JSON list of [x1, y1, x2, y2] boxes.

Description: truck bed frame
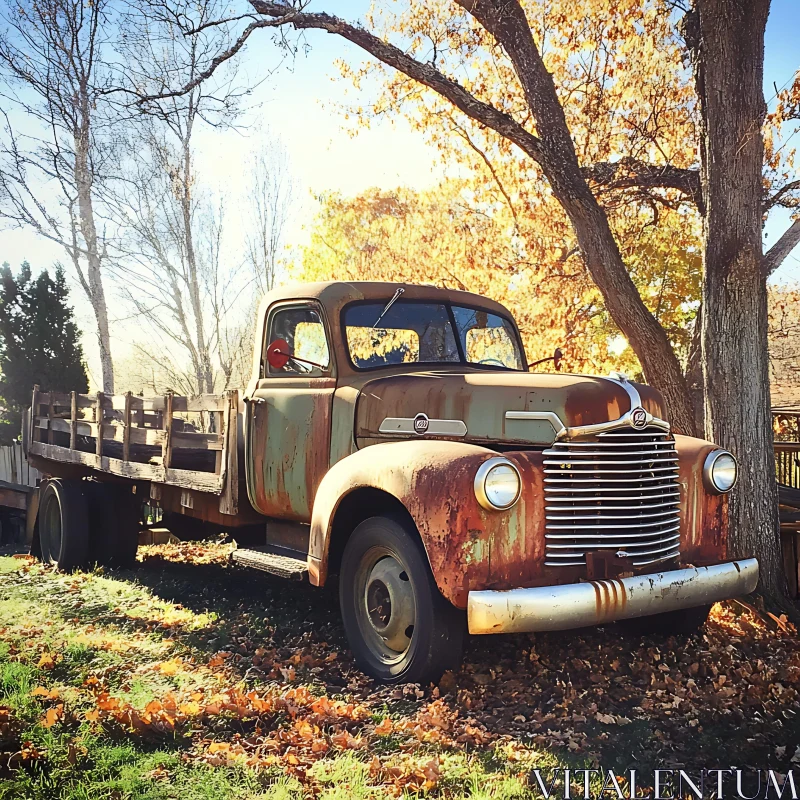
[[26, 386, 242, 520]]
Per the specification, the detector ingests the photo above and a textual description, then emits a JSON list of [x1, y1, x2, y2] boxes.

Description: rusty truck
[[23, 281, 758, 683]]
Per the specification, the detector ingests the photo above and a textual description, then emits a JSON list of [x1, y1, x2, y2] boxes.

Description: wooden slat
[[40, 391, 226, 415], [47, 393, 55, 445], [0, 486, 27, 511], [29, 440, 224, 493], [123, 392, 132, 462], [162, 393, 174, 470], [69, 392, 78, 450], [219, 390, 239, 516], [33, 417, 224, 450], [108, 394, 227, 413], [95, 392, 104, 458], [39, 391, 95, 409], [30, 386, 40, 446], [172, 431, 223, 451]]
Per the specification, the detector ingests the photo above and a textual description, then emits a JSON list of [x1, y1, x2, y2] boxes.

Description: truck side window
[[265, 306, 330, 376]]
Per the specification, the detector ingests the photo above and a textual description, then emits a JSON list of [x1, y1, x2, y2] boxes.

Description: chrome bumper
[[467, 559, 759, 635]]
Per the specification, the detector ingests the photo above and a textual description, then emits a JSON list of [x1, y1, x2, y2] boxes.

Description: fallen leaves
[[42, 705, 64, 729], [0, 707, 22, 748], [374, 717, 393, 735], [36, 653, 56, 670], [4, 541, 800, 796], [137, 541, 236, 566], [30, 687, 60, 700]]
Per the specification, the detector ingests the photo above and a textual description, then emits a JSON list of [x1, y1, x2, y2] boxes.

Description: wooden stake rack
[[27, 387, 239, 515]]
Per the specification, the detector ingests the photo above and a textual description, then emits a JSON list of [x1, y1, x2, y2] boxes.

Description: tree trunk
[[689, 0, 784, 599], [252, 1, 698, 435], [481, 0, 697, 434], [557, 192, 697, 436], [74, 98, 114, 394], [179, 121, 213, 394]]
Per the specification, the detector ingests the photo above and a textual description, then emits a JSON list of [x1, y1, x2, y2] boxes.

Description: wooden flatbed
[[26, 386, 248, 523]]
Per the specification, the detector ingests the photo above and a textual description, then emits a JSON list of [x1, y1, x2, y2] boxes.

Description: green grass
[[0, 549, 581, 799], [0, 556, 22, 575]]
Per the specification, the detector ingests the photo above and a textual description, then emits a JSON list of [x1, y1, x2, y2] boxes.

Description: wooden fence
[[0, 441, 38, 489]]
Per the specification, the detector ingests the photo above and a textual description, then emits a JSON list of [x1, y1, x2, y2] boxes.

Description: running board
[[231, 548, 308, 580]]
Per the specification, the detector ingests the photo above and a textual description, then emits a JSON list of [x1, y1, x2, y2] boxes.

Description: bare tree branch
[[765, 179, 800, 212], [764, 218, 800, 277], [247, 2, 547, 162], [135, 16, 287, 104], [583, 157, 704, 213]]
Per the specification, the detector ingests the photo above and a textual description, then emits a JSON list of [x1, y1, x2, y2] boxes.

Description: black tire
[[38, 479, 89, 571], [86, 482, 142, 569], [339, 514, 464, 684], [619, 604, 712, 637]]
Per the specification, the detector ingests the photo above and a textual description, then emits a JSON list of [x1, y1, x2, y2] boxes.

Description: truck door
[[246, 301, 336, 525]]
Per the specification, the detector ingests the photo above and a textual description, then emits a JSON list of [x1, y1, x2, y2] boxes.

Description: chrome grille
[[543, 427, 681, 567]]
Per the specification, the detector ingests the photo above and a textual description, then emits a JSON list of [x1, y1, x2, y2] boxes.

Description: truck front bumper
[[467, 559, 759, 635]]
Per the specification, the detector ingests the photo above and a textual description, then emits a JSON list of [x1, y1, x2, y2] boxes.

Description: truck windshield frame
[[342, 299, 526, 372]]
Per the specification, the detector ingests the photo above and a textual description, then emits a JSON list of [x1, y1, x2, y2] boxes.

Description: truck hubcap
[[358, 551, 416, 659]]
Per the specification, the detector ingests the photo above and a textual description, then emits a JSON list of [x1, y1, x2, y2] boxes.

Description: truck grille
[[542, 427, 681, 568]]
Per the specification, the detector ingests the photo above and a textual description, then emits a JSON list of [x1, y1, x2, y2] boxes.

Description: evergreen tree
[[0, 262, 89, 445]]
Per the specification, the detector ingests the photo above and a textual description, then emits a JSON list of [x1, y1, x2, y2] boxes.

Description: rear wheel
[[86, 482, 142, 568], [38, 479, 89, 571], [339, 515, 464, 684]]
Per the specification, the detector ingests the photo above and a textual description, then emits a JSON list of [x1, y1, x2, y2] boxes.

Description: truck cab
[[240, 281, 757, 682]]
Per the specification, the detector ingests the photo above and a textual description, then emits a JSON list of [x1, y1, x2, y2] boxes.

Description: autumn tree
[[769, 285, 800, 407], [0, 0, 117, 392], [142, 0, 800, 597], [299, 181, 701, 376]]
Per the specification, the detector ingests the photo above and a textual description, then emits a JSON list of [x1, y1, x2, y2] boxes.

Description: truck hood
[[354, 371, 667, 447]]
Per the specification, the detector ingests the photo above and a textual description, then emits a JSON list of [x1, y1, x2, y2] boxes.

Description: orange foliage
[[299, 182, 700, 374]]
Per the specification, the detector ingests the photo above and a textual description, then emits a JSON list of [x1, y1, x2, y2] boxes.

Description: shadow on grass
[[10, 550, 800, 785]]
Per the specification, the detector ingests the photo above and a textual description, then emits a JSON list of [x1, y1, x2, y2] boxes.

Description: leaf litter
[[1, 543, 799, 795]]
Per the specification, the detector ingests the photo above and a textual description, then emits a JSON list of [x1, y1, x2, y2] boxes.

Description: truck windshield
[[344, 301, 524, 371]]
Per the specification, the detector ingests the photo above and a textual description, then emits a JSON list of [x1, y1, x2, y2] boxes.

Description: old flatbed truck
[[24, 281, 758, 683]]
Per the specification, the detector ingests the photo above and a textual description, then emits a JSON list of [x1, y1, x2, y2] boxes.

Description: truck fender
[[309, 439, 501, 604]]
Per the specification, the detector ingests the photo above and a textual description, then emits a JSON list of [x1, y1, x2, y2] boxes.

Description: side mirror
[[266, 338, 291, 370]]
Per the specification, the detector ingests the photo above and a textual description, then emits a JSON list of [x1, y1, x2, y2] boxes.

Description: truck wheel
[[619, 604, 712, 637], [86, 482, 141, 569], [339, 515, 464, 684], [38, 479, 89, 571]]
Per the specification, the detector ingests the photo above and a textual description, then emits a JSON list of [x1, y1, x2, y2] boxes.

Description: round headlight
[[704, 450, 738, 493], [474, 458, 521, 510]]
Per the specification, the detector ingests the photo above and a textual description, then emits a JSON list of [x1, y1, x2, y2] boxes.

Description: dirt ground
[[1, 541, 799, 798]]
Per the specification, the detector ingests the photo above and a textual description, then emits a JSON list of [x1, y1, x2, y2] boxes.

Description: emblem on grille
[[413, 413, 430, 435], [630, 407, 648, 429]]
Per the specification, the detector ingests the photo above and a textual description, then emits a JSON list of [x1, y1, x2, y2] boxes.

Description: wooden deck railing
[[776, 442, 800, 491]]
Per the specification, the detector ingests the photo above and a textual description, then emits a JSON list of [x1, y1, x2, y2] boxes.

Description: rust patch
[[589, 578, 629, 623], [675, 434, 729, 565]]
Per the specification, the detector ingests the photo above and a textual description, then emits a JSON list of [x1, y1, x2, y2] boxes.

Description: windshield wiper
[[371, 287, 404, 329]]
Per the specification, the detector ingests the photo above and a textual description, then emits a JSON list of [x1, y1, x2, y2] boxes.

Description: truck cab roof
[[258, 280, 514, 320]]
